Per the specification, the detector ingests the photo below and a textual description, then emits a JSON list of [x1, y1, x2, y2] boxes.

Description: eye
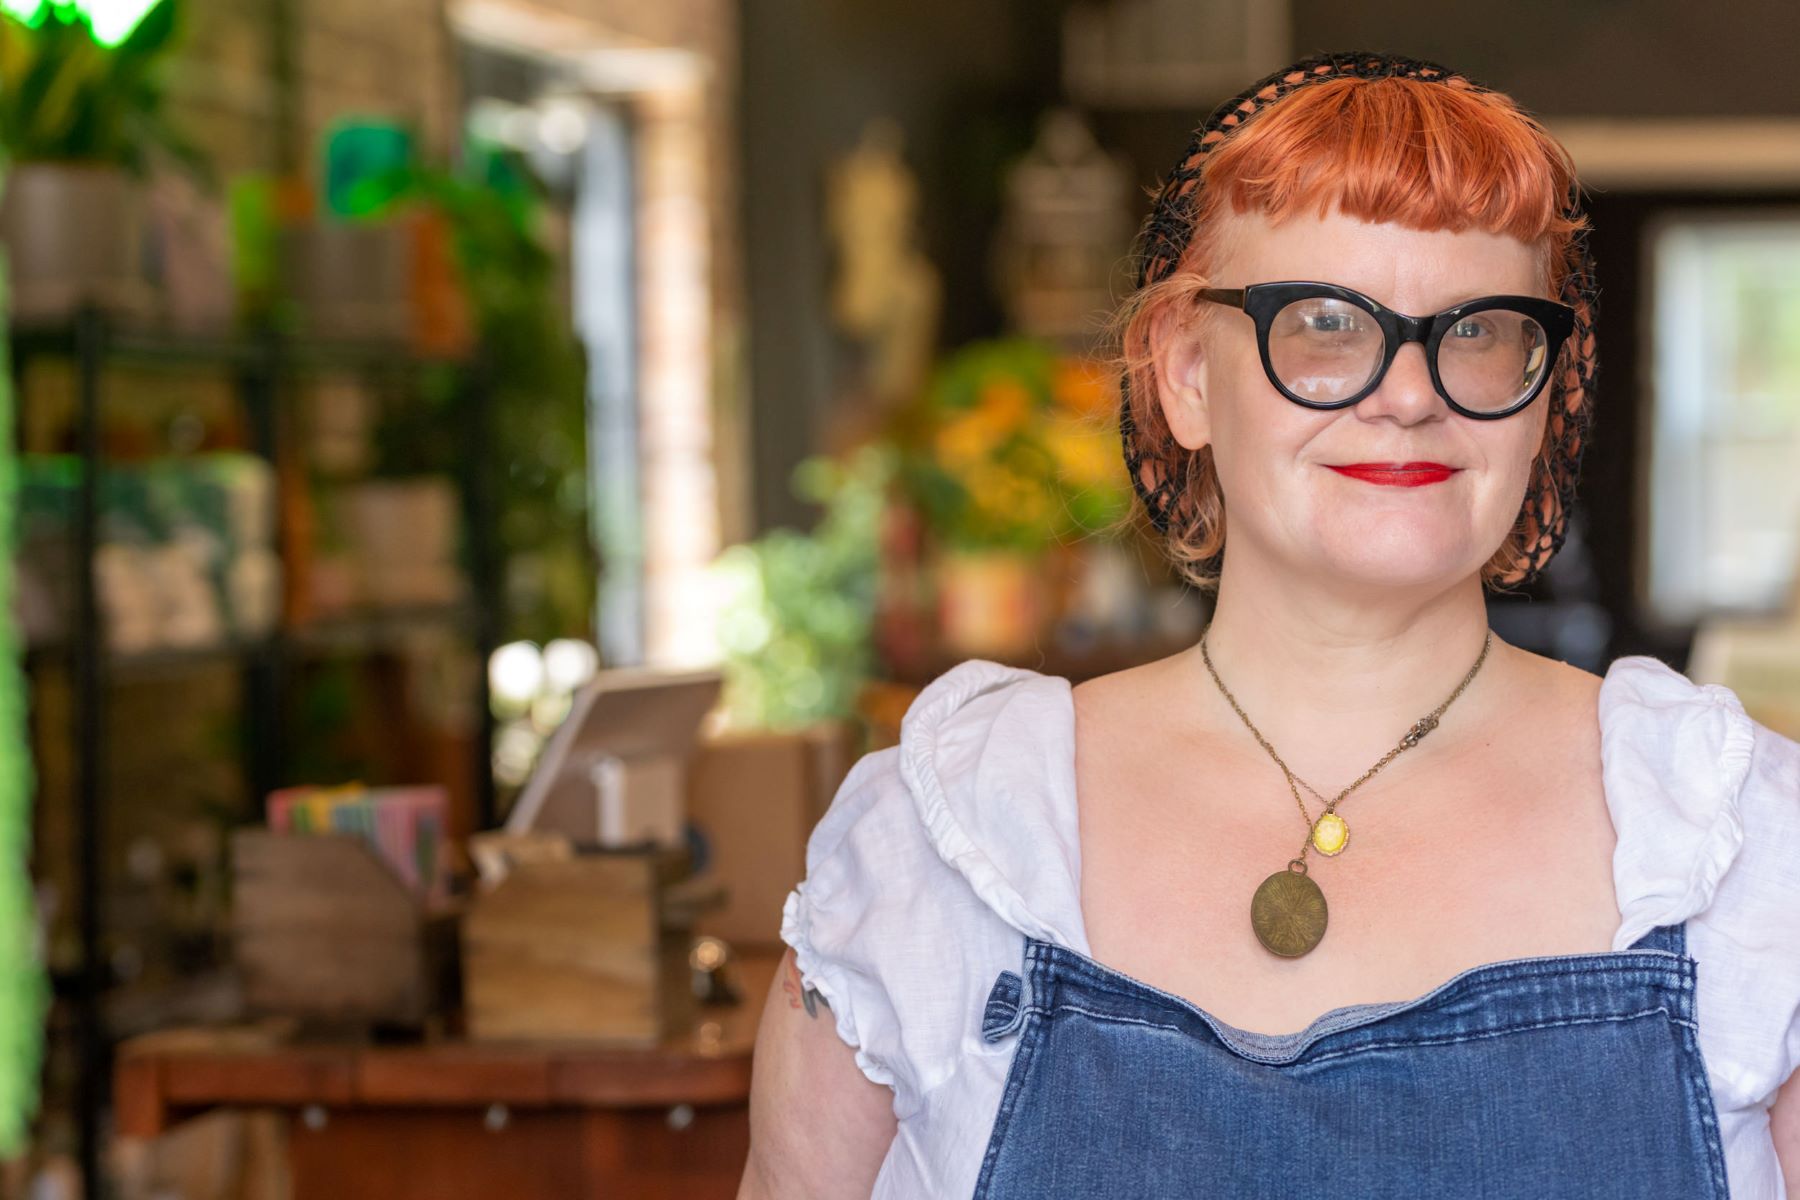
[[1280, 298, 1370, 337], [1449, 317, 1494, 340], [1304, 310, 1362, 334]]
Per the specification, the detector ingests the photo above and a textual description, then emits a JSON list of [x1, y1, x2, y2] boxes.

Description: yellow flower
[[967, 462, 1052, 530], [977, 378, 1034, 434], [1052, 359, 1116, 419], [935, 410, 1000, 470], [934, 377, 1039, 477], [1043, 414, 1123, 487], [964, 462, 1008, 510]]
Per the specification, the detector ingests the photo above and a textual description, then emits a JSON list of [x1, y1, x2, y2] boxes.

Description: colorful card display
[[266, 783, 448, 905]]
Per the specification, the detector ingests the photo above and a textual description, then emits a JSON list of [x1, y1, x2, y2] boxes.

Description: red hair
[[1109, 73, 1591, 592]]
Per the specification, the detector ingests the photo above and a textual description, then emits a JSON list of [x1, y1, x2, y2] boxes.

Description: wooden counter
[[114, 950, 781, 1200]]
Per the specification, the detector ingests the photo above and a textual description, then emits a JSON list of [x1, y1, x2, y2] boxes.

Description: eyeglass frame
[[1193, 281, 1577, 421]]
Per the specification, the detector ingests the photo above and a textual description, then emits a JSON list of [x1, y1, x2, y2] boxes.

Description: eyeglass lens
[[1269, 297, 1551, 413]]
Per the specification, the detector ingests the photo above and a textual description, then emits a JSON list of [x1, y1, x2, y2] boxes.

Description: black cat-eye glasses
[[1194, 281, 1576, 420]]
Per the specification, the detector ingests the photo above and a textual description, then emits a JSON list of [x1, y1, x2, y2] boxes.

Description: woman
[[739, 51, 1800, 1199]]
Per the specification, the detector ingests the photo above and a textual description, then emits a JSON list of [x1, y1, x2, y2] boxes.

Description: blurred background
[[0, 0, 1795, 1196]]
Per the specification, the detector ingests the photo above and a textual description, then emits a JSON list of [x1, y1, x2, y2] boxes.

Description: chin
[[1310, 535, 1480, 591]]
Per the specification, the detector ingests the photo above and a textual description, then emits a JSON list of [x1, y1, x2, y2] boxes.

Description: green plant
[[711, 442, 892, 731], [0, 168, 48, 1154], [358, 151, 594, 643], [0, 0, 205, 177]]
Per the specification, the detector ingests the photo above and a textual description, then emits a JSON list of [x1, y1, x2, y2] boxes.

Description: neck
[[1193, 553, 1505, 787]]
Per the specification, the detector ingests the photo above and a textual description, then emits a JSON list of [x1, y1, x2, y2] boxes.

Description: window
[[1644, 211, 1800, 625]]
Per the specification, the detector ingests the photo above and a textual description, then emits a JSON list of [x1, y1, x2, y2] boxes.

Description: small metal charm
[[1311, 811, 1349, 856], [1250, 860, 1329, 958]]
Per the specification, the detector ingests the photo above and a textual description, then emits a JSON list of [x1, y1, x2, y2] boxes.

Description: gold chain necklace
[[1199, 626, 1493, 958]]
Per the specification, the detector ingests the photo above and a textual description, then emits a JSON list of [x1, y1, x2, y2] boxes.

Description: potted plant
[[709, 442, 893, 731], [897, 337, 1133, 659], [272, 119, 423, 344], [0, 0, 202, 321]]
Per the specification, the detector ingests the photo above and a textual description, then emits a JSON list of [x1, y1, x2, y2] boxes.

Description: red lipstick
[[1326, 462, 1459, 487]]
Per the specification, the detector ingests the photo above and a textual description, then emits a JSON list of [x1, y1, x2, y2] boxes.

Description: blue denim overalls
[[973, 920, 1729, 1198]]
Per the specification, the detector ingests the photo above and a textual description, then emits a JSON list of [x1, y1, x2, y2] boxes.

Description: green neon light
[[78, 0, 158, 44], [0, 0, 161, 47]]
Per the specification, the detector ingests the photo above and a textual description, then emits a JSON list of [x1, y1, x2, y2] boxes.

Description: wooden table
[[114, 951, 780, 1200]]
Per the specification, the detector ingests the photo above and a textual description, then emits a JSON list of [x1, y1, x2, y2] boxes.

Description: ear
[[1148, 304, 1212, 451]]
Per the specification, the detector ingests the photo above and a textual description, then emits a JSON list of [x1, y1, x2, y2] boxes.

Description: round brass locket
[[1249, 864, 1328, 958]]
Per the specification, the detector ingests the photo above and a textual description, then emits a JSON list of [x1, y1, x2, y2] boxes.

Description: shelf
[[13, 304, 502, 1200], [48, 967, 243, 1039], [25, 636, 275, 682], [24, 603, 476, 678], [284, 603, 477, 653], [11, 322, 263, 367], [10, 319, 477, 371]]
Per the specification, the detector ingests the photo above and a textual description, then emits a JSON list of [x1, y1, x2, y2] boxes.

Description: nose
[[1356, 341, 1444, 425]]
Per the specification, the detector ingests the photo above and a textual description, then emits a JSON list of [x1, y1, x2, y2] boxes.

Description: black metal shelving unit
[[9, 307, 501, 1199]]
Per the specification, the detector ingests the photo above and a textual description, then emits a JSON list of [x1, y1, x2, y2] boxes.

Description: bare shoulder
[[1481, 643, 1617, 887], [1494, 641, 1605, 723], [1520, 642, 1604, 692], [1068, 647, 1232, 839], [1070, 644, 1196, 725]]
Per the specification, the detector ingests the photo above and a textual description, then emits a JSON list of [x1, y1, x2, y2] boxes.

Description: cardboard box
[[684, 720, 860, 949]]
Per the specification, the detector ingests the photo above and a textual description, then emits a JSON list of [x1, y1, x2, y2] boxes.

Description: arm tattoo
[[781, 951, 832, 1018]]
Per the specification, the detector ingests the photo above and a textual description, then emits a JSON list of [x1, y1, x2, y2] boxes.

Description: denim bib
[[974, 920, 1729, 1198]]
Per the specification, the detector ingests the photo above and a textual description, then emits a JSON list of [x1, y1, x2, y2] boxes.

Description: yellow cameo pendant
[[1311, 811, 1349, 856]]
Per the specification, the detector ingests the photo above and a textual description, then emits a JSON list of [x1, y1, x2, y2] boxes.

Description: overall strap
[[1628, 919, 1687, 956], [981, 937, 1034, 1043]]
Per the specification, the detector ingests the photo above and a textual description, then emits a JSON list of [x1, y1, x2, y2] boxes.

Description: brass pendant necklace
[[1199, 626, 1493, 959]]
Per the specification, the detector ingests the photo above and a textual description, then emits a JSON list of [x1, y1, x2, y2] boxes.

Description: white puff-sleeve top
[[780, 654, 1800, 1199]]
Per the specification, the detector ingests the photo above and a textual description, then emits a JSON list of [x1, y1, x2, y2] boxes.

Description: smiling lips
[[1326, 462, 1460, 487]]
